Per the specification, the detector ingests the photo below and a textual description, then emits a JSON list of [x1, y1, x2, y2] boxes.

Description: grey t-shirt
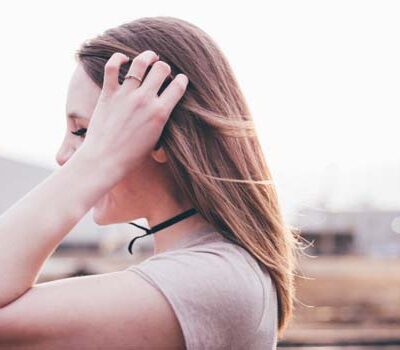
[[124, 229, 278, 350]]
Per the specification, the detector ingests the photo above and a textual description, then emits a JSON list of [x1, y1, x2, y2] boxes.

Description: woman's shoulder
[[124, 231, 277, 349], [129, 230, 273, 300]]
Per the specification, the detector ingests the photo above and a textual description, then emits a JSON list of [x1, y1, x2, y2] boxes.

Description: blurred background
[[0, 1, 399, 348]]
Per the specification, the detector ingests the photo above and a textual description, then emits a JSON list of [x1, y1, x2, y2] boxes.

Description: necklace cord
[[127, 208, 198, 255]]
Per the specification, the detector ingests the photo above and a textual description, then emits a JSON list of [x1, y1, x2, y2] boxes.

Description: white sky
[[0, 1, 399, 217]]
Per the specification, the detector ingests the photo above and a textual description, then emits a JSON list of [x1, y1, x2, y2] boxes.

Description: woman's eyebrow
[[67, 112, 87, 120]]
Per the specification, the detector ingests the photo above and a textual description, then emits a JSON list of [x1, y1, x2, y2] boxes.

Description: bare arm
[[0, 148, 117, 308], [0, 268, 186, 350], [0, 50, 189, 348]]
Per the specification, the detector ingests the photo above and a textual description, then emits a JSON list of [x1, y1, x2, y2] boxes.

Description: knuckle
[[113, 52, 128, 60], [104, 52, 127, 71], [143, 49, 158, 59], [174, 76, 187, 92], [133, 91, 150, 108], [104, 61, 118, 73], [134, 56, 147, 70], [153, 101, 167, 117], [154, 61, 171, 74]]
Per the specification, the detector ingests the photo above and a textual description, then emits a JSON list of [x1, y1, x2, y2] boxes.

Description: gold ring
[[124, 74, 142, 83]]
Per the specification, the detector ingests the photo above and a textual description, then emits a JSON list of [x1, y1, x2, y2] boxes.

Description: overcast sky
[[0, 0, 399, 217]]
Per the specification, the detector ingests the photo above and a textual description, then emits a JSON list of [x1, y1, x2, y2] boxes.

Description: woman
[[0, 16, 304, 349]]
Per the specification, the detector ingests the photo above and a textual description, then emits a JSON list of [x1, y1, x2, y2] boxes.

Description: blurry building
[[293, 207, 400, 257]]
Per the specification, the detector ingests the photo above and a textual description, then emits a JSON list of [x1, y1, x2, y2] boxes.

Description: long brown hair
[[75, 16, 307, 338]]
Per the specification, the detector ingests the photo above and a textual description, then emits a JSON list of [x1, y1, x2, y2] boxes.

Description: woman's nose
[[56, 146, 75, 166]]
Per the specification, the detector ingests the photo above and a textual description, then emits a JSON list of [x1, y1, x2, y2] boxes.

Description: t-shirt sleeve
[[123, 244, 265, 350]]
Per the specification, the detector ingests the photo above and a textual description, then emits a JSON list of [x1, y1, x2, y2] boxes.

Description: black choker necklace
[[127, 208, 198, 254]]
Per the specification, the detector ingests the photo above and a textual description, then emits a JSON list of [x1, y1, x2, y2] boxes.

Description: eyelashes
[[71, 128, 87, 138]]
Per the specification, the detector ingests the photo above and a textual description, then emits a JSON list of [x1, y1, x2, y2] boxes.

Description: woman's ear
[[151, 146, 168, 163]]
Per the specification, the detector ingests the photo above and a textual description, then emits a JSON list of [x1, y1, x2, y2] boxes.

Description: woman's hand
[[81, 50, 189, 179]]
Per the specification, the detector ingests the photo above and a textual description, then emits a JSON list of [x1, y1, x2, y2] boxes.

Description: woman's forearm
[[0, 50, 187, 309], [0, 148, 119, 308]]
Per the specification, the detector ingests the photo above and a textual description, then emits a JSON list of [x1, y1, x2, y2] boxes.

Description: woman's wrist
[[73, 145, 126, 190]]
